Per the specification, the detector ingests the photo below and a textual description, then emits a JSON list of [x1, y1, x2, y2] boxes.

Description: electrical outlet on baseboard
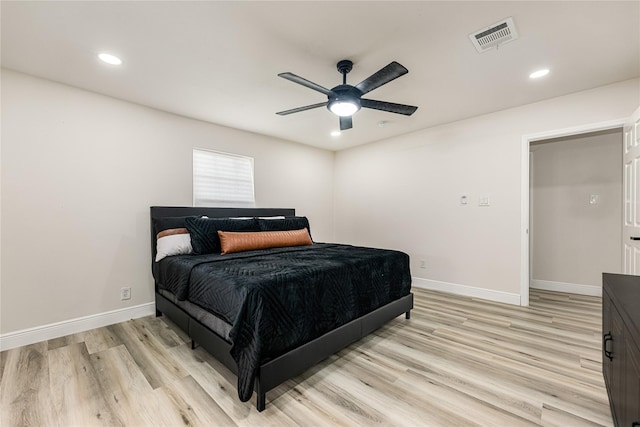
[[120, 287, 131, 300]]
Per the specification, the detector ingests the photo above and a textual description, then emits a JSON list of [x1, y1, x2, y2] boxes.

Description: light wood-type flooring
[[1, 288, 613, 426]]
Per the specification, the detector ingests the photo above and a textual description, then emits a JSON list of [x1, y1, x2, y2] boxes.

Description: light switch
[[589, 195, 599, 205], [479, 196, 490, 206]]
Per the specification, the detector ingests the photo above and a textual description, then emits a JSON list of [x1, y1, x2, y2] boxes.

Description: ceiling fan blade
[[276, 102, 327, 116], [355, 62, 409, 95], [278, 72, 334, 96], [361, 99, 418, 116], [340, 116, 353, 131]]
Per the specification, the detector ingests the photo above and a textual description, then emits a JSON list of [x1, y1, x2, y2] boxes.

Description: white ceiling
[[2, 1, 639, 151]]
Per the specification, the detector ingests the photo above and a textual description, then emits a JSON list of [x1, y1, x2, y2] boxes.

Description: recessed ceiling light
[[330, 131, 341, 137], [529, 68, 550, 79], [98, 53, 122, 65]]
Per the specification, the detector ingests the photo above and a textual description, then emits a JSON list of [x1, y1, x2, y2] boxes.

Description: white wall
[[2, 69, 638, 343], [0, 70, 334, 335], [334, 78, 639, 303], [530, 130, 622, 289]]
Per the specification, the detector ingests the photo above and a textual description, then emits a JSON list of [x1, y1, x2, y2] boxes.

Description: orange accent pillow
[[218, 228, 312, 254]]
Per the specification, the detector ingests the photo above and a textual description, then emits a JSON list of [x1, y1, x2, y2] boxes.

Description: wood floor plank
[[355, 342, 543, 424], [269, 384, 352, 427], [365, 333, 545, 423], [157, 375, 238, 426], [288, 366, 394, 426], [107, 320, 188, 389], [136, 315, 187, 349], [168, 343, 300, 426], [0, 288, 615, 426], [398, 368, 540, 427], [83, 325, 124, 354], [424, 321, 604, 387], [48, 342, 120, 426], [540, 403, 609, 427], [370, 315, 611, 423], [47, 332, 85, 351], [159, 314, 192, 343], [0, 342, 54, 427], [331, 351, 524, 426], [0, 349, 7, 384], [421, 323, 608, 410], [88, 344, 159, 426]]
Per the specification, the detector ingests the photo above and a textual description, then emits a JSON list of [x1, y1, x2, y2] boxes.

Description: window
[[193, 148, 255, 207]]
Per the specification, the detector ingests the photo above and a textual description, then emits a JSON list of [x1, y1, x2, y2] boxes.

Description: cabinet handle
[[632, 422, 640, 427], [603, 332, 613, 361], [631, 236, 640, 240]]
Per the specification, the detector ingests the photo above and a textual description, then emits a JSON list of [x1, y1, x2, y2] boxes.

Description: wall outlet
[[120, 287, 131, 300], [420, 260, 427, 269]]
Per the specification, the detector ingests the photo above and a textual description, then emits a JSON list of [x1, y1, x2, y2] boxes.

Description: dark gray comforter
[[155, 243, 411, 401]]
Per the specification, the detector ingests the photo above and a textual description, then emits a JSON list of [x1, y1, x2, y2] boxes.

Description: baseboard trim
[[530, 279, 602, 297], [412, 277, 522, 306], [0, 302, 155, 351]]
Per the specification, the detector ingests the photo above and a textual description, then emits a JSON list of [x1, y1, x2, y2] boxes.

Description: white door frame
[[520, 118, 627, 306]]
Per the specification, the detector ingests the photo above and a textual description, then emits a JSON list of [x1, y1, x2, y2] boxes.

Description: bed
[[150, 206, 413, 411]]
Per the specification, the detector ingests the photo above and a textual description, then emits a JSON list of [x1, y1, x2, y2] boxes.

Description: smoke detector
[[469, 17, 518, 53]]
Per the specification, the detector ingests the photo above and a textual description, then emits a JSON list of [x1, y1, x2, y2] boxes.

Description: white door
[[623, 107, 640, 275]]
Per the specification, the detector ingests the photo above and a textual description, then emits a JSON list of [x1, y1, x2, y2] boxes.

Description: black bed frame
[[150, 206, 414, 411]]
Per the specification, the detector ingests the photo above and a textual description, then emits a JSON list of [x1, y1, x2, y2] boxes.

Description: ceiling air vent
[[469, 17, 518, 53]]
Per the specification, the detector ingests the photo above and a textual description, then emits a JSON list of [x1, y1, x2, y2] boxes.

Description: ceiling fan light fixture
[[327, 85, 362, 117], [329, 100, 360, 117]]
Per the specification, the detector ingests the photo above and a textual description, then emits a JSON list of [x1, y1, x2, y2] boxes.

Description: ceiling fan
[[276, 60, 418, 131]]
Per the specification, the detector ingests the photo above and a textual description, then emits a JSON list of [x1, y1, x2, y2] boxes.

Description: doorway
[[520, 118, 627, 306], [529, 129, 623, 297]]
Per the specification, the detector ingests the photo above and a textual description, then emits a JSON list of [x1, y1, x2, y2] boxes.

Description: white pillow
[[155, 228, 192, 261]]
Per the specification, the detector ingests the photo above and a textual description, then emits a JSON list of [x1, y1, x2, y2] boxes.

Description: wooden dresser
[[602, 273, 640, 427]]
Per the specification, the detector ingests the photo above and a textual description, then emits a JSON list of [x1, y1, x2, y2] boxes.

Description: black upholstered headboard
[[149, 206, 296, 268], [150, 206, 295, 221]]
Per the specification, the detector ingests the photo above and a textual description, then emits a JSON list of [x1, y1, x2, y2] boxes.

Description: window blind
[[193, 149, 255, 207]]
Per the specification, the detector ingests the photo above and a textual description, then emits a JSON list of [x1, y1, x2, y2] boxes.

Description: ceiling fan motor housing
[[327, 85, 362, 116]]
